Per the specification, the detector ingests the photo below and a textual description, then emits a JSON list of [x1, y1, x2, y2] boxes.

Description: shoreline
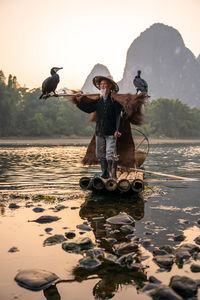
[[0, 137, 200, 145]]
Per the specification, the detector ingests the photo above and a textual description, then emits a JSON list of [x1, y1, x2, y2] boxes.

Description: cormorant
[[39, 67, 63, 99], [133, 70, 148, 93]]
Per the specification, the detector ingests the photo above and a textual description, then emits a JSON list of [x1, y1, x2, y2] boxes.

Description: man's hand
[[114, 131, 121, 138], [76, 94, 84, 102]]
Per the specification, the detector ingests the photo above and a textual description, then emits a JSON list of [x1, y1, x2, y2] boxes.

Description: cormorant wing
[[133, 77, 148, 92], [42, 75, 59, 94]]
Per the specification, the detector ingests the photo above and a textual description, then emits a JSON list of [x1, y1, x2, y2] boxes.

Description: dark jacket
[[77, 94, 124, 136]]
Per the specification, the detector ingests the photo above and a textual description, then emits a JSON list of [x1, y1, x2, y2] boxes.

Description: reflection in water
[[44, 285, 61, 300], [72, 195, 146, 299]]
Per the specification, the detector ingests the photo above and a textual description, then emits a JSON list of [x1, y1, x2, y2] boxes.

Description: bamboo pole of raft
[[92, 177, 105, 191], [131, 172, 144, 193], [117, 171, 130, 192], [133, 168, 196, 181], [79, 177, 91, 190], [103, 178, 118, 192], [116, 170, 122, 178], [126, 171, 136, 181], [117, 171, 128, 180]]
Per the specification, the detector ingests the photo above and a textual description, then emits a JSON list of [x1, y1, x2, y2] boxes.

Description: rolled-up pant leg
[[96, 136, 106, 160], [105, 136, 117, 161], [96, 135, 117, 161]]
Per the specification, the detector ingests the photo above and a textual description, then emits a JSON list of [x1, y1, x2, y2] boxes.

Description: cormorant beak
[[55, 67, 63, 72]]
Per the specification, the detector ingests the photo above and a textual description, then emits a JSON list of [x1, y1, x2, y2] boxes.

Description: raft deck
[[79, 170, 144, 194]]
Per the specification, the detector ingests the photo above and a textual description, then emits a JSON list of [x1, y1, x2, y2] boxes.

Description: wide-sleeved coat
[[72, 92, 148, 169], [77, 93, 123, 136]]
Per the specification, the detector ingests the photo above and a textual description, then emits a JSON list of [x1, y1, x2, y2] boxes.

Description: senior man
[[76, 76, 124, 179]]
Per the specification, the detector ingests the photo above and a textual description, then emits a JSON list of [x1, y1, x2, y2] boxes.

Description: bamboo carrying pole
[[59, 93, 99, 97], [133, 168, 196, 181]]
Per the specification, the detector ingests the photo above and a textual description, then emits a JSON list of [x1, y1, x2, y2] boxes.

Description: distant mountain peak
[[119, 22, 200, 106]]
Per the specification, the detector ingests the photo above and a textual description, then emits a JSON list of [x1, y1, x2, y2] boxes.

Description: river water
[[0, 143, 200, 300]]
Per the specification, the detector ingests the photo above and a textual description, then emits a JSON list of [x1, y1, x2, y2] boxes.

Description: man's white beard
[[100, 89, 106, 97]]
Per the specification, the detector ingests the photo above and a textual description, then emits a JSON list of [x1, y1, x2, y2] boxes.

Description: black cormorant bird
[[39, 67, 63, 99], [133, 70, 148, 93]]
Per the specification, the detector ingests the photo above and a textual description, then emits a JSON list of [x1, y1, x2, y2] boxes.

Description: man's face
[[99, 80, 112, 94]]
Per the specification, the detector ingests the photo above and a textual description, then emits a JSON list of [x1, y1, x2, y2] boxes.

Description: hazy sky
[[0, 0, 200, 89]]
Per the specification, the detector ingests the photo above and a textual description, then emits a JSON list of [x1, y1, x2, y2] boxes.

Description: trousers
[[95, 135, 117, 161]]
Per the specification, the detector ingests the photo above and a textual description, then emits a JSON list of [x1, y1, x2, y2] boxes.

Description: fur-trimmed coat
[[72, 92, 148, 168]]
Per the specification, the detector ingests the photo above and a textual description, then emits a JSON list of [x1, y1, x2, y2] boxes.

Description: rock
[[86, 249, 104, 258], [196, 279, 200, 287], [65, 232, 76, 239], [53, 205, 67, 212], [177, 243, 200, 254], [159, 245, 174, 254], [62, 242, 81, 253], [57, 197, 65, 201], [15, 269, 59, 291], [115, 252, 137, 266], [43, 234, 66, 246], [106, 212, 135, 225], [33, 207, 45, 213], [153, 249, 169, 256], [154, 255, 174, 268], [129, 262, 145, 271], [120, 225, 135, 233], [113, 242, 138, 255], [11, 195, 19, 199], [104, 238, 117, 244], [175, 249, 191, 260], [78, 257, 101, 270], [9, 203, 20, 209], [149, 276, 162, 284], [62, 237, 94, 253], [8, 247, 19, 253], [76, 224, 92, 231], [149, 284, 183, 300], [45, 228, 53, 233], [28, 215, 61, 223], [126, 234, 136, 240], [174, 234, 185, 242], [170, 276, 197, 298], [142, 283, 158, 292], [194, 236, 200, 245], [25, 202, 34, 208], [197, 219, 200, 225], [142, 239, 151, 248], [104, 253, 118, 263], [75, 237, 94, 250], [145, 231, 153, 235], [190, 263, 200, 272]]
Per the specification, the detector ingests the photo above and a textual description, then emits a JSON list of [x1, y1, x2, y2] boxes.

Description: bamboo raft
[[79, 169, 144, 194]]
